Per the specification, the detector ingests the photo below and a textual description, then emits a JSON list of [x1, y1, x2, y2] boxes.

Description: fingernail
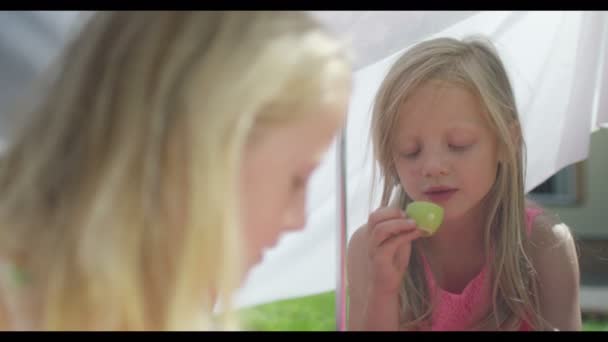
[[405, 219, 416, 225]]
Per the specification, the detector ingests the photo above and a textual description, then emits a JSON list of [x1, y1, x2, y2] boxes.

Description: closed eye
[[399, 150, 420, 159], [292, 171, 314, 192], [449, 144, 472, 152], [292, 176, 308, 191]]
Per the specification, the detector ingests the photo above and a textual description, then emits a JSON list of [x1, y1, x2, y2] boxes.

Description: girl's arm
[[346, 226, 402, 331], [529, 213, 582, 331]]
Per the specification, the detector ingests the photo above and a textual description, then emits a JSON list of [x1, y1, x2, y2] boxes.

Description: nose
[[420, 151, 449, 178]]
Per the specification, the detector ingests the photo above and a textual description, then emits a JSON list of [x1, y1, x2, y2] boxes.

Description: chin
[[441, 206, 466, 222]]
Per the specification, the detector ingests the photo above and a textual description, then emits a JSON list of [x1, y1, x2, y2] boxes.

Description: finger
[[367, 207, 406, 232], [375, 229, 421, 265], [367, 220, 413, 260], [371, 218, 417, 247], [395, 230, 424, 273]]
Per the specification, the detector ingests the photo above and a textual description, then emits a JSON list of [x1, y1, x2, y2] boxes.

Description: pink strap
[[525, 206, 543, 237]]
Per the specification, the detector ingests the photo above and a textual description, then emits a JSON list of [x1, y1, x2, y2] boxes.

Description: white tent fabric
[[0, 11, 606, 311]]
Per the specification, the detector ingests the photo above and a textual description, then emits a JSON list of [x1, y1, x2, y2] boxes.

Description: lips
[[423, 186, 458, 203]]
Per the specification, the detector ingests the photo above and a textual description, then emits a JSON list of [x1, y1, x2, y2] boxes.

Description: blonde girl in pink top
[[347, 36, 581, 331]]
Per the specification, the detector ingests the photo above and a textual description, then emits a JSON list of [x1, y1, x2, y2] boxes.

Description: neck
[[418, 203, 490, 294], [424, 202, 487, 260]]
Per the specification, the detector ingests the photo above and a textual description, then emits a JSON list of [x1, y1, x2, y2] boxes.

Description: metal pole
[[335, 127, 348, 331]]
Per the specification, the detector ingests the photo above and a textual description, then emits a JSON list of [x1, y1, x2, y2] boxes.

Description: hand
[[366, 206, 423, 296]]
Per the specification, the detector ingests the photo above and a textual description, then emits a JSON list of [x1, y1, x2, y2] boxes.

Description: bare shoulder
[[526, 204, 582, 330], [524, 199, 575, 250], [528, 208, 577, 255]]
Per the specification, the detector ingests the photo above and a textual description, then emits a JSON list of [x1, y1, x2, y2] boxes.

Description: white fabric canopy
[[0, 11, 606, 311]]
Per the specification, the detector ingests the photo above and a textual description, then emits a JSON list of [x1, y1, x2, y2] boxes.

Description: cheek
[[394, 161, 420, 192], [481, 161, 499, 191], [239, 163, 282, 254], [458, 149, 499, 194], [241, 178, 285, 233]]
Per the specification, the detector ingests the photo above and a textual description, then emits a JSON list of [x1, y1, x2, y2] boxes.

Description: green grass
[[584, 320, 608, 331], [239, 291, 337, 331], [239, 290, 608, 331]]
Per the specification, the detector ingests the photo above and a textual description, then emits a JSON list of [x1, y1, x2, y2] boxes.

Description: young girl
[[346, 36, 581, 331], [0, 11, 352, 330]]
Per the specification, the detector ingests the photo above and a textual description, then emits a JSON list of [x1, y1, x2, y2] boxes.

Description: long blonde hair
[[0, 11, 351, 330], [370, 36, 549, 330]]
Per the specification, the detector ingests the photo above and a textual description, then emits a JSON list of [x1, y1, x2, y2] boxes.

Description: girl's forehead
[[397, 82, 489, 125], [392, 83, 496, 141]]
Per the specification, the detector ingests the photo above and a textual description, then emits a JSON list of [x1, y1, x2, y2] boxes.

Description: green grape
[[405, 201, 444, 236]]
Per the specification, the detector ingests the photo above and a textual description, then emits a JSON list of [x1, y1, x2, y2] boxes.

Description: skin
[[347, 81, 581, 331], [240, 100, 349, 277]]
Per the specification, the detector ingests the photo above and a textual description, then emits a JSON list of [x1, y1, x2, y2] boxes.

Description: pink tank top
[[421, 207, 543, 331]]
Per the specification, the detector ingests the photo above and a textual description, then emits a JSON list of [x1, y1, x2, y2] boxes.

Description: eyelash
[[449, 144, 471, 152], [400, 151, 419, 159], [400, 144, 472, 159]]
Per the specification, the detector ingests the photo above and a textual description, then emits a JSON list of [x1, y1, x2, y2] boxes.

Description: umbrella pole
[[335, 127, 348, 331]]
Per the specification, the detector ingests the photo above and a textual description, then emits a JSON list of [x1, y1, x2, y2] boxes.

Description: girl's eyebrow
[[447, 123, 484, 134], [447, 127, 477, 135]]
